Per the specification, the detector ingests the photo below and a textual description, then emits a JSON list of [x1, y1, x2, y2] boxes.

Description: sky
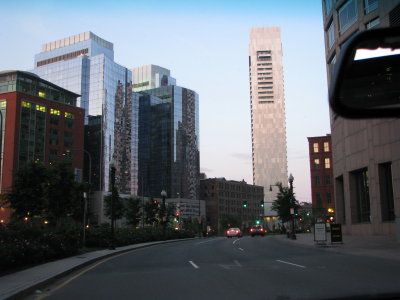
[[0, 0, 331, 203]]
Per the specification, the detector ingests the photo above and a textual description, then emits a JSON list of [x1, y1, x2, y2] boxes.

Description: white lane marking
[[189, 261, 199, 269], [196, 238, 221, 245], [233, 239, 241, 245], [234, 260, 242, 267], [238, 248, 244, 251], [276, 260, 306, 269]]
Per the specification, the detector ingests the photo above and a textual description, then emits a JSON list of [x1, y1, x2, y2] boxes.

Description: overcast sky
[[1, 0, 330, 203]]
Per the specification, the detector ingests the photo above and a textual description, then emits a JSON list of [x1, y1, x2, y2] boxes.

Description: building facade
[[322, 0, 400, 238], [248, 27, 288, 217], [138, 84, 200, 201], [200, 178, 264, 234], [307, 134, 335, 221], [132, 65, 176, 92], [32, 32, 136, 224], [0, 70, 84, 223]]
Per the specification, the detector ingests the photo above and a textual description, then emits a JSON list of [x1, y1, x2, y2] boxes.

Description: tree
[[271, 182, 300, 223], [103, 193, 125, 224], [220, 214, 241, 230], [6, 161, 49, 221], [125, 197, 142, 226], [144, 198, 160, 226], [46, 162, 78, 227]]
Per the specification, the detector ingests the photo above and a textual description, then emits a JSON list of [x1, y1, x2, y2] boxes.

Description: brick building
[[307, 134, 335, 221], [200, 178, 264, 234], [0, 70, 84, 223]]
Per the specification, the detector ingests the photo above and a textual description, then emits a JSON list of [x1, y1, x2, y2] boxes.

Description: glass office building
[[138, 85, 200, 200], [32, 32, 136, 223]]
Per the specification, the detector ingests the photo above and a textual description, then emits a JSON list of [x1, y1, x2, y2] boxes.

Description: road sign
[[314, 223, 326, 243], [330, 224, 343, 243]]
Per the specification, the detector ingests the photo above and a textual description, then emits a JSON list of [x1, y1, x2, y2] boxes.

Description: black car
[[250, 225, 265, 237]]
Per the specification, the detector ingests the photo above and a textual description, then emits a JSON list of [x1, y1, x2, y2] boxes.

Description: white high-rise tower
[[249, 27, 288, 217]]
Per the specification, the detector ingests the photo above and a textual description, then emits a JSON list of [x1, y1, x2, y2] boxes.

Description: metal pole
[[110, 163, 116, 249]]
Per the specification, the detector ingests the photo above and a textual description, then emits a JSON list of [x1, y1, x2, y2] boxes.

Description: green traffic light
[[256, 220, 260, 225]]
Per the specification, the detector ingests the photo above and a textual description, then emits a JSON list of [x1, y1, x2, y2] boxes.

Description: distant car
[[250, 225, 265, 237], [226, 228, 242, 238]]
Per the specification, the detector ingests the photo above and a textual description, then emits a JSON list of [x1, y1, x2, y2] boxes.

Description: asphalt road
[[29, 236, 400, 300]]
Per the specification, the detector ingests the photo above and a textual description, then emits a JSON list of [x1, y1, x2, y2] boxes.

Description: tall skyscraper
[[132, 65, 199, 200], [322, 0, 400, 239], [249, 27, 288, 218], [32, 32, 135, 224]]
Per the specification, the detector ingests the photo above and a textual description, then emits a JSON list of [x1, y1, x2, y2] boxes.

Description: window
[[326, 174, 331, 185], [328, 22, 335, 49], [379, 163, 395, 221], [338, 0, 358, 34], [314, 159, 320, 169], [65, 112, 75, 129], [313, 143, 319, 153], [329, 54, 337, 84], [315, 175, 321, 186], [325, 158, 331, 169], [50, 108, 60, 125], [335, 176, 346, 224], [324, 0, 333, 16], [327, 192, 332, 204], [350, 168, 370, 223], [50, 129, 59, 146], [49, 149, 58, 162], [364, 0, 378, 14], [64, 132, 73, 147], [324, 142, 330, 152], [366, 17, 380, 29]]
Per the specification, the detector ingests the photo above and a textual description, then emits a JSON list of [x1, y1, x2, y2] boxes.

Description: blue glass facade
[[138, 85, 199, 200], [32, 32, 135, 196]]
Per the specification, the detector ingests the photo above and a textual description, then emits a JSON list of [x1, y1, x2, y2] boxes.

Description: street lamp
[[65, 148, 92, 248], [288, 173, 296, 240], [109, 160, 117, 249], [161, 190, 167, 238]]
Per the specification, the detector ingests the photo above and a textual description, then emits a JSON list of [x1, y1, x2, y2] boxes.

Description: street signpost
[[314, 223, 327, 245], [330, 223, 343, 243]]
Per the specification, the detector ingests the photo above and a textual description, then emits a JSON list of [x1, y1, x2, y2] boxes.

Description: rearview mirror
[[329, 27, 400, 118]]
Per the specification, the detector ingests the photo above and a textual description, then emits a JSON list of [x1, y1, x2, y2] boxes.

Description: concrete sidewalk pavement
[[274, 232, 400, 261], [0, 239, 195, 300]]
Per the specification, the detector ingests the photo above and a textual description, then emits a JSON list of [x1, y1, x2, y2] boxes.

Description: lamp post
[[65, 148, 91, 248], [288, 173, 296, 240], [109, 161, 116, 249], [161, 190, 167, 238]]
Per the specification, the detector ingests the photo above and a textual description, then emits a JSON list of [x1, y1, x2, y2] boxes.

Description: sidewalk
[[274, 232, 400, 261], [0, 239, 194, 300]]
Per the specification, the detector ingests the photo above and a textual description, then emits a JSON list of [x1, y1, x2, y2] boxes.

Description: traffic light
[[260, 201, 264, 208], [153, 200, 158, 205], [243, 201, 248, 208], [256, 220, 261, 225]]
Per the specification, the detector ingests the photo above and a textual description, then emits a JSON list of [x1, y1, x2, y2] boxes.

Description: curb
[[2, 238, 198, 300]]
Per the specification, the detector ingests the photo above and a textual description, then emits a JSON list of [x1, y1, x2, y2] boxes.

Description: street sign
[[314, 223, 326, 243], [330, 224, 343, 243]]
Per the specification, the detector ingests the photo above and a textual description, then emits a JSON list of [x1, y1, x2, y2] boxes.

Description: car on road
[[226, 227, 242, 238], [250, 225, 265, 237]]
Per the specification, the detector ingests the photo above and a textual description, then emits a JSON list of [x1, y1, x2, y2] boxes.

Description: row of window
[[314, 158, 331, 169], [315, 191, 333, 204], [36, 48, 89, 67], [314, 174, 332, 186], [313, 142, 330, 153], [326, 0, 380, 50], [335, 162, 394, 225]]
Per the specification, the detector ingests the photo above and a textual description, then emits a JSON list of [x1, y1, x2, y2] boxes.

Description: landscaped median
[[0, 223, 196, 274]]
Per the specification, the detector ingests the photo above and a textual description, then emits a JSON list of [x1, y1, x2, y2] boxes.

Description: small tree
[[144, 198, 160, 226], [6, 161, 49, 221], [125, 197, 142, 227], [104, 193, 125, 225], [271, 182, 300, 224]]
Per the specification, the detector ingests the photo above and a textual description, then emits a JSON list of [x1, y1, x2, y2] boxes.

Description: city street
[[28, 236, 400, 300]]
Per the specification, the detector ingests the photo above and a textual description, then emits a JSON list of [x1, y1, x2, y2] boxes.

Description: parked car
[[250, 225, 265, 237], [226, 227, 242, 238]]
